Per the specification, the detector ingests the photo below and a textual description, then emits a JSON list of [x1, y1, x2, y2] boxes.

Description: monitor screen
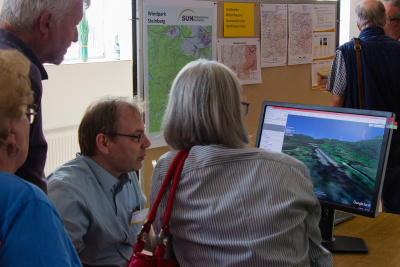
[[255, 101, 394, 253]]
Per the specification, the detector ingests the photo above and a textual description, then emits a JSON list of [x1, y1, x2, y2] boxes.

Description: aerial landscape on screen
[[282, 115, 385, 211]]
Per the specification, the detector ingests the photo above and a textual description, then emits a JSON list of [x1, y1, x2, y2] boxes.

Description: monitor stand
[[334, 210, 356, 225], [319, 207, 368, 254]]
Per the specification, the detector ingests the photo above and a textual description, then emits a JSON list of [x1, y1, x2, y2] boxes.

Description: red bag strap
[[161, 150, 189, 229], [148, 149, 188, 223], [134, 149, 189, 251]]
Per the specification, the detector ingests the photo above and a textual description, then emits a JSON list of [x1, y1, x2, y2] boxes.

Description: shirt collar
[[78, 153, 131, 192], [359, 27, 385, 40]]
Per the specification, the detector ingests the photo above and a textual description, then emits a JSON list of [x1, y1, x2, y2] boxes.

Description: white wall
[[349, 0, 362, 40], [42, 61, 133, 130], [339, 1, 350, 45], [339, 0, 363, 45]]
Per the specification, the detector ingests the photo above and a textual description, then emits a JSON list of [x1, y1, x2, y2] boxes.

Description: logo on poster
[[177, 9, 209, 23]]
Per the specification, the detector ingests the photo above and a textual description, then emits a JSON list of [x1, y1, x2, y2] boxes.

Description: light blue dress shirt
[[48, 153, 146, 267]]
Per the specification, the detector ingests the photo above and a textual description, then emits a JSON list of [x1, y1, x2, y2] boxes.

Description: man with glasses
[[47, 96, 151, 267], [324, 0, 400, 215], [383, 0, 400, 40]]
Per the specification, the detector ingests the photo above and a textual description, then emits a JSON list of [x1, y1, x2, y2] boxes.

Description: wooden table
[[332, 212, 400, 266]]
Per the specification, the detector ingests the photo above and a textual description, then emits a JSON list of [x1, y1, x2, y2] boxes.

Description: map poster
[[288, 4, 313, 65], [260, 4, 287, 68], [143, 0, 216, 145], [217, 38, 262, 85]]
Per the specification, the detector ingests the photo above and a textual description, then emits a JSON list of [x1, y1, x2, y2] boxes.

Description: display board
[[136, 0, 339, 205]]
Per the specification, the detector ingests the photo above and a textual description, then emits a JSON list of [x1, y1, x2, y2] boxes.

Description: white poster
[[311, 4, 336, 89], [313, 4, 336, 32], [260, 4, 287, 67], [143, 0, 217, 146], [288, 4, 313, 65], [312, 32, 335, 60]]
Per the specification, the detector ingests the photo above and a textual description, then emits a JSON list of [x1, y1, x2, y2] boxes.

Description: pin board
[[136, 0, 339, 205]]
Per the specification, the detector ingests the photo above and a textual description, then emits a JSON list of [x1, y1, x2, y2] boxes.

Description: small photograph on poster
[[312, 60, 332, 89], [312, 32, 335, 60]]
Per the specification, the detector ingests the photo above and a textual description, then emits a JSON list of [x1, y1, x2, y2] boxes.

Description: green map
[[147, 25, 212, 133]]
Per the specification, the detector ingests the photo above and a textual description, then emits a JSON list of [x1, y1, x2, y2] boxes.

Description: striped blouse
[[150, 145, 333, 267]]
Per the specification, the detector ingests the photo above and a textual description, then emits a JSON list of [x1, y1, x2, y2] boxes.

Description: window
[[64, 0, 132, 62]]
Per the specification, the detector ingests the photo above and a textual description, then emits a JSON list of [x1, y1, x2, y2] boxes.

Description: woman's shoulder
[[158, 146, 308, 173], [248, 147, 308, 169], [0, 171, 54, 215], [1, 171, 45, 194]]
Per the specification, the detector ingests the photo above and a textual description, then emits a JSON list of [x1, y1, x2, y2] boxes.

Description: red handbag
[[127, 150, 189, 267]]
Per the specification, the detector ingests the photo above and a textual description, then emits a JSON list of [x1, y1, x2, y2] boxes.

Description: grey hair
[[0, 0, 90, 33], [383, 0, 400, 18], [355, 0, 387, 30], [163, 59, 249, 150]]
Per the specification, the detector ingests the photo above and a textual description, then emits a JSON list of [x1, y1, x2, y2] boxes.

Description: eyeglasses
[[26, 106, 37, 125], [106, 131, 145, 143], [387, 17, 400, 23], [241, 102, 249, 116]]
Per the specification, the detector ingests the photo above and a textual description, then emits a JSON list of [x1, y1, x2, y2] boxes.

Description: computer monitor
[[255, 101, 394, 253]]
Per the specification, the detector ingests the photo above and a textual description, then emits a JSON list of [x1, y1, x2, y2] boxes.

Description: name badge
[[130, 208, 149, 225]]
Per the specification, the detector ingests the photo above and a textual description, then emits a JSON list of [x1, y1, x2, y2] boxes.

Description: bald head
[[362, 0, 380, 10], [355, 0, 387, 30]]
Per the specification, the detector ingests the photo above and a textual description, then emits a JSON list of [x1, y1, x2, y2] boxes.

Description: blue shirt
[[48, 153, 147, 267], [0, 28, 48, 193], [150, 145, 332, 267], [0, 171, 81, 266]]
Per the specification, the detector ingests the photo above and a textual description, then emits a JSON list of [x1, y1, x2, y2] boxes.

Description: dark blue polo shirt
[[339, 27, 400, 213], [0, 28, 48, 193]]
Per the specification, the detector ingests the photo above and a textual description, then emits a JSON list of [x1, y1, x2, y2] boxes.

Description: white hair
[[163, 59, 249, 150], [0, 0, 89, 33], [355, 0, 386, 30]]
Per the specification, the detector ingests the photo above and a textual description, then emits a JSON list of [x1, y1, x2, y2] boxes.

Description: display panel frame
[[255, 101, 395, 253]]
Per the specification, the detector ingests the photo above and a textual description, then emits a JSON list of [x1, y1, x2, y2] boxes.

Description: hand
[[329, 94, 345, 107], [317, 73, 328, 92]]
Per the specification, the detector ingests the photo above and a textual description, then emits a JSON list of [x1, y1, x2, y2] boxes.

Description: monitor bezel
[[255, 101, 394, 218]]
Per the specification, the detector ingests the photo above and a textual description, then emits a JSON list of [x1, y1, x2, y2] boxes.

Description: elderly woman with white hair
[[150, 59, 333, 266], [0, 49, 81, 266]]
